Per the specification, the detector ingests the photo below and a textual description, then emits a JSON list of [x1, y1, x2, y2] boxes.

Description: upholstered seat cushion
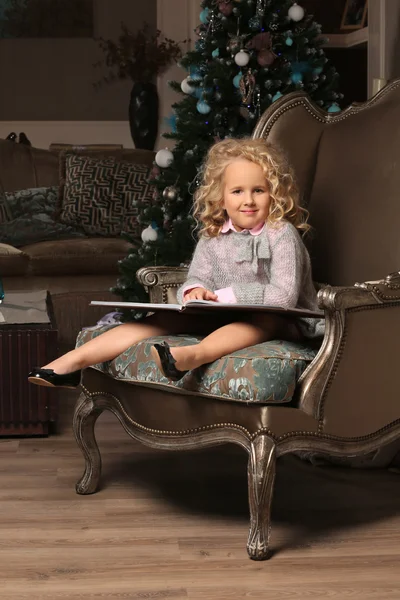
[[77, 325, 319, 405]]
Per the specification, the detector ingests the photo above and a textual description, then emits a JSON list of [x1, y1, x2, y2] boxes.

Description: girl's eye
[[232, 189, 242, 194], [255, 188, 265, 193]]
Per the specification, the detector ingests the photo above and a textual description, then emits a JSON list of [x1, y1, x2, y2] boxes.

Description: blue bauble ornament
[[292, 61, 311, 74], [163, 113, 177, 132], [202, 86, 214, 99], [189, 67, 202, 81], [194, 86, 203, 99], [313, 66, 323, 76], [212, 48, 220, 58], [233, 71, 243, 89], [327, 103, 341, 113], [285, 36, 293, 46], [197, 100, 211, 114], [199, 8, 209, 23], [272, 91, 283, 102], [291, 72, 303, 84]]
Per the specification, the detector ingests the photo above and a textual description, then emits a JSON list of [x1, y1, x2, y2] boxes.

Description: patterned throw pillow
[[59, 154, 154, 237], [0, 186, 85, 248], [4, 186, 59, 219]]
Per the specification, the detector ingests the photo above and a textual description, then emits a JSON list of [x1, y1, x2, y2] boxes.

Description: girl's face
[[222, 158, 271, 231]]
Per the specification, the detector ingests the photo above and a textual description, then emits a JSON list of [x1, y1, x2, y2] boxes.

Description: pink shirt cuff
[[215, 287, 237, 304], [182, 284, 205, 302]]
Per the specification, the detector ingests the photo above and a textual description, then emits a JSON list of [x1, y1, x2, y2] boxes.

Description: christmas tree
[[114, 0, 342, 305]]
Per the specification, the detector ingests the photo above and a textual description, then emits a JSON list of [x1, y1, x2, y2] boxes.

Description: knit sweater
[[176, 220, 324, 338]]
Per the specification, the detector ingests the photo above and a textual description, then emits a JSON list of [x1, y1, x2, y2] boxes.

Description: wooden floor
[[0, 388, 400, 600]]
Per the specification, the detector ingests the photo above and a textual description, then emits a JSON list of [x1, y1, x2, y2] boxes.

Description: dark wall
[[0, 0, 157, 121], [325, 47, 368, 105], [302, 0, 348, 33], [302, 0, 368, 106]]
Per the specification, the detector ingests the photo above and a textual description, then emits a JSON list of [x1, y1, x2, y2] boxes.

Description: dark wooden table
[[0, 290, 58, 436]]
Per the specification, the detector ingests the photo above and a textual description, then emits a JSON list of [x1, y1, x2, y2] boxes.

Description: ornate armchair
[[73, 80, 400, 560]]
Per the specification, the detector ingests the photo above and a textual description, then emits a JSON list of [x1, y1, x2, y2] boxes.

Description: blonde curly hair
[[193, 137, 310, 237]]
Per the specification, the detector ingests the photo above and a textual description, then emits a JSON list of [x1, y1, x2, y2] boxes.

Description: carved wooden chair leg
[[73, 390, 104, 495], [246, 434, 276, 560]]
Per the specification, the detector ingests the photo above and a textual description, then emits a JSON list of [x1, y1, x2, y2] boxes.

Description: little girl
[[29, 137, 323, 388]]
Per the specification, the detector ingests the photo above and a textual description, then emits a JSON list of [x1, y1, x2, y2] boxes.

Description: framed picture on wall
[[340, 0, 368, 30], [0, 0, 94, 38]]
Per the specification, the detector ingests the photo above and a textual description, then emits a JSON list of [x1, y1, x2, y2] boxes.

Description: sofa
[[0, 140, 155, 345], [73, 80, 400, 560]]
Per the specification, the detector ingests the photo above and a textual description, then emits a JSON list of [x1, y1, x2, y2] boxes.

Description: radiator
[[0, 326, 58, 436]]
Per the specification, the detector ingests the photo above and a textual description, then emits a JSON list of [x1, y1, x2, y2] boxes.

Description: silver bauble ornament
[[162, 186, 178, 201]]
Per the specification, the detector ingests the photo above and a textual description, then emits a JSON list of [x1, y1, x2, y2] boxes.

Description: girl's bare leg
[[169, 315, 300, 372], [43, 312, 196, 374]]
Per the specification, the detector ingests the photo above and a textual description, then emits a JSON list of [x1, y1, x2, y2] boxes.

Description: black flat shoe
[[28, 367, 82, 389], [152, 342, 188, 381]]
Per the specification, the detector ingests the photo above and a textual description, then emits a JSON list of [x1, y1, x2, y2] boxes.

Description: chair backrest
[[253, 80, 400, 286]]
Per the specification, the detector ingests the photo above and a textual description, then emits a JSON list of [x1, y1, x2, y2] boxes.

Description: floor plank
[[0, 387, 399, 599]]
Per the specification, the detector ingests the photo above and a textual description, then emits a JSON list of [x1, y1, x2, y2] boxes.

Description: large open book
[[91, 300, 324, 319]]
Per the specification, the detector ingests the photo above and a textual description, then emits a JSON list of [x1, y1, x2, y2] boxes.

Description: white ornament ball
[[141, 225, 158, 243], [234, 51, 250, 67], [181, 77, 194, 95], [155, 148, 174, 168], [288, 3, 305, 21]]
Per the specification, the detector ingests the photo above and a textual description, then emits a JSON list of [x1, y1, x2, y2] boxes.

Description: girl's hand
[[183, 287, 218, 302]]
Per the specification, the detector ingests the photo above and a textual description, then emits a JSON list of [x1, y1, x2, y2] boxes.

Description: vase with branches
[[94, 23, 183, 150]]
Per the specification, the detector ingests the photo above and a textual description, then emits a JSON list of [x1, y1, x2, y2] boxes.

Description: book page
[[90, 300, 323, 319], [90, 300, 184, 311], [184, 300, 323, 318]]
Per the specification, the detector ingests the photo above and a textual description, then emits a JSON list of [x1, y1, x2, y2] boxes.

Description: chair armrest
[[136, 266, 189, 304], [317, 271, 400, 311], [298, 271, 400, 438]]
